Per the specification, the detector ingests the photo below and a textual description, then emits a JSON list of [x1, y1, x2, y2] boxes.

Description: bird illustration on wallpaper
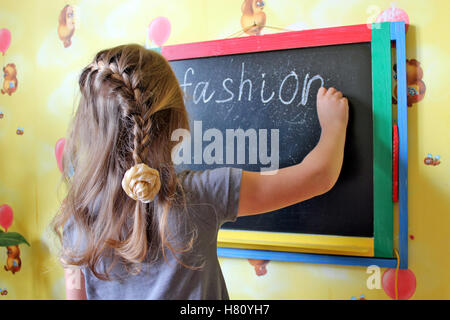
[[393, 59, 426, 107], [58, 5, 76, 48], [240, 0, 266, 35], [1, 63, 18, 96], [424, 154, 441, 166], [248, 259, 270, 276], [0, 204, 30, 275]]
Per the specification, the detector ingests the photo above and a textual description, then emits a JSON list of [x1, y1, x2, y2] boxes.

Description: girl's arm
[[238, 87, 349, 217], [64, 268, 87, 300]]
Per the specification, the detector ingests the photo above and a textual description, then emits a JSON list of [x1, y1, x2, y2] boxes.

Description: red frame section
[[393, 124, 399, 202], [161, 24, 372, 61]]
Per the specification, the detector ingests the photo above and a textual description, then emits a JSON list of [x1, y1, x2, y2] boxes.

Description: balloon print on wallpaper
[[240, 0, 266, 35], [0, 28, 11, 56], [55, 138, 75, 177], [0, 204, 30, 275], [0, 205, 13, 232], [1, 63, 18, 96], [58, 5, 76, 48], [148, 17, 171, 48], [55, 138, 66, 173], [376, 3, 410, 32], [382, 268, 417, 300]]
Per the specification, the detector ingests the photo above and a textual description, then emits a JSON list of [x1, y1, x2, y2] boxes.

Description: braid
[[131, 107, 153, 165], [85, 55, 162, 264], [87, 58, 154, 166]]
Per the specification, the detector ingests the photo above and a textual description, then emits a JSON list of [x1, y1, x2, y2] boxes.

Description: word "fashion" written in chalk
[[180, 62, 324, 106]]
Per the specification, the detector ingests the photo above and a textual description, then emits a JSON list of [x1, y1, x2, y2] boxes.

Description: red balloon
[[382, 268, 416, 300], [0, 28, 11, 56], [0, 204, 13, 232], [55, 138, 66, 173]]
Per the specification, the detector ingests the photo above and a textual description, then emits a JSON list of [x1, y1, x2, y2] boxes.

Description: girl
[[52, 44, 348, 300]]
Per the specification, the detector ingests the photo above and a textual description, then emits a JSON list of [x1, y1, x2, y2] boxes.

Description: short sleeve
[[61, 217, 78, 266], [179, 167, 242, 227], [62, 216, 88, 257], [62, 195, 101, 252], [62, 217, 76, 249]]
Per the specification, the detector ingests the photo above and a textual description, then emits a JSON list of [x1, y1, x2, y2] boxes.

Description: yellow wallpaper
[[0, 0, 448, 299]]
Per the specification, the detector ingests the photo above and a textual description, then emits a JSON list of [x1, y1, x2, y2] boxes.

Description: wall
[[0, 0, 448, 299]]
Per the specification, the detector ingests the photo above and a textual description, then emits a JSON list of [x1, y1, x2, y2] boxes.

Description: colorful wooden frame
[[372, 23, 393, 258], [162, 22, 408, 269]]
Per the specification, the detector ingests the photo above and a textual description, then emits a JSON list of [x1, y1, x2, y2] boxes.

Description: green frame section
[[371, 23, 393, 258]]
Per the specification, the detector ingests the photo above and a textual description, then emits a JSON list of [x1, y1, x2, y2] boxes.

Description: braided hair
[[53, 45, 197, 280]]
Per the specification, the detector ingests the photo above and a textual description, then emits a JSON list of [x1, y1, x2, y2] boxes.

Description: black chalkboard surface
[[170, 42, 373, 237]]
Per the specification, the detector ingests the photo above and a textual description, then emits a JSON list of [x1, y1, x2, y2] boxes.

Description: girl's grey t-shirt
[[63, 167, 242, 300]]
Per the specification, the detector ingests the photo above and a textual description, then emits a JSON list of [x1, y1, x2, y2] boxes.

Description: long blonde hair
[[52, 44, 195, 280]]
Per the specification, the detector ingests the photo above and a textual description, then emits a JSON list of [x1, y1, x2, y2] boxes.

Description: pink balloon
[[0, 204, 13, 232], [55, 138, 66, 173], [382, 268, 417, 300], [148, 17, 171, 47], [0, 28, 11, 56], [376, 6, 410, 32]]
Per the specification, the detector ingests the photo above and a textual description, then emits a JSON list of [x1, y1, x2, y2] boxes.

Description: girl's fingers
[[327, 87, 337, 95], [318, 87, 327, 96], [318, 86, 346, 101]]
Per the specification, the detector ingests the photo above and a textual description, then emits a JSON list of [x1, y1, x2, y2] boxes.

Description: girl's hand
[[316, 87, 349, 135]]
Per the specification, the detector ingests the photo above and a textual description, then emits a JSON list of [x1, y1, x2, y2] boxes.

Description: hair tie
[[121, 163, 161, 203]]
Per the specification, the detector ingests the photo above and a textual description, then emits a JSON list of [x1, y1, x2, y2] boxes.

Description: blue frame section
[[218, 248, 398, 268], [391, 22, 408, 269], [217, 22, 408, 269]]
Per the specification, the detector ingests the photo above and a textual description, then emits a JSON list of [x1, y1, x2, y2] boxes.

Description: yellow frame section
[[218, 230, 374, 257]]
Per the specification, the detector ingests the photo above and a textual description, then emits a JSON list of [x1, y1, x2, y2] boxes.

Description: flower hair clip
[[121, 163, 161, 203]]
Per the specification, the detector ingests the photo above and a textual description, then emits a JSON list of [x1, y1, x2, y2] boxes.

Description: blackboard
[[170, 42, 374, 237]]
